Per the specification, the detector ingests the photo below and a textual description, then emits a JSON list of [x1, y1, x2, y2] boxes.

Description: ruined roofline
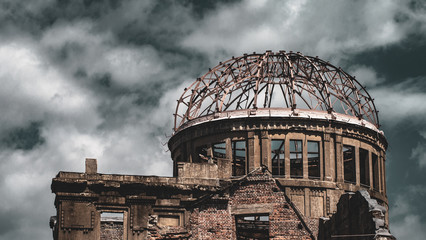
[[175, 108, 383, 135], [51, 171, 220, 193]]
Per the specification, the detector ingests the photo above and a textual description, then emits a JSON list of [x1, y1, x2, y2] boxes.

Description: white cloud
[[390, 191, 426, 240], [41, 20, 170, 88], [411, 131, 426, 168], [371, 77, 426, 126], [0, 41, 99, 133], [347, 65, 385, 87], [181, 0, 426, 64], [103, 45, 165, 85], [0, 36, 177, 239], [391, 214, 426, 240]]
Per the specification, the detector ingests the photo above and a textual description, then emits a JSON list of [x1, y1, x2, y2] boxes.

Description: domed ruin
[[51, 51, 395, 240]]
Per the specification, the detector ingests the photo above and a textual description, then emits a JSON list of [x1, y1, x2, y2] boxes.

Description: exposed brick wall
[[100, 222, 123, 240], [190, 204, 234, 240], [186, 171, 313, 240]]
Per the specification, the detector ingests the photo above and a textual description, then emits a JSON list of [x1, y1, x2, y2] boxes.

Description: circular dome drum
[[174, 51, 379, 132]]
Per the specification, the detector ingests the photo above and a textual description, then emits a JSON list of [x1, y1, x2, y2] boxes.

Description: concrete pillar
[[368, 151, 374, 189], [327, 133, 336, 182], [381, 151, 387, 195], [304, 188, 310, 217], [335, 135, 343, 182], [355, 146, 360, 186], [285, 136, 290, 179], [85, 158, 97, 174], [225, 138, 232, 161], [260, 130, 270, 169], [378, 154, 383, 193], [303, 137, 308, 179]]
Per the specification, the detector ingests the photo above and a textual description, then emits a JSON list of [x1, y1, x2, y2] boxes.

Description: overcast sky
[[0, 0, 425, 239]]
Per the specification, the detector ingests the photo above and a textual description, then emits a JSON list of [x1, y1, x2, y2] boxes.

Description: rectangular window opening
[[236, 214, 269, 240], [359, 148, 370, 187], [290, 140, 303, 178], [196, 145, 209, 163], [271, 140, 285, 176], [372, 153, 379, 190], [232, 140, 246, 176], [308, 141, 320, 179], [212, 142, 226, 159], [100, 212, 124, 240], [343, 145, 356, 183]]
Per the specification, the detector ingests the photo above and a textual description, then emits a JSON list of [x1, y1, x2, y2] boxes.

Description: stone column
[[247, 132, 256, 172], [335, 134, 343, 182], [285, 136, 290, 179], [260, 130, 270, 170], [303, 137, 308, 179], [355, 146, 360, 186]]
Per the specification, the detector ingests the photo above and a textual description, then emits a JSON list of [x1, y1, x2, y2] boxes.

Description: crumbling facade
[[51, 51, 395, 239]]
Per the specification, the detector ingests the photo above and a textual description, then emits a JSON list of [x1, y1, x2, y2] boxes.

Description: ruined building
[[50, 51, 395, 239]]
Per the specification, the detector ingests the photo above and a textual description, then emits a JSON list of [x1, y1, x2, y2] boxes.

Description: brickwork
[[100, 221, 123, 240], [190, 204, 234, 239], [188, 170, 313, 240]]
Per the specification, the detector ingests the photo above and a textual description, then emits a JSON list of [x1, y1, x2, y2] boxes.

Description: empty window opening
[[232, 140, 246, 176], [308, 141, 320, 179], [100, 212, 124, 240], [290, 140, 303, 178], [196, 145, 209, 162], [359, 148, 370, 187], [213, 142, 226, 159], [271, 140, 285, 176], [372, 153, 379, 190], [235, 214, 269, 240], [343, 145, 356, 183]]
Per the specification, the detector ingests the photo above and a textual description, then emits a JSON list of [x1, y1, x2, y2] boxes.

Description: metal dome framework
[[174, 51, 379, 131]]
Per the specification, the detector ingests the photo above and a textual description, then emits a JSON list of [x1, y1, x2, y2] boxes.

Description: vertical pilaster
[[303, 137, 308, 179], [225, 138, 232, 160], [378, 154, 382, 192], [323, 133, 332, 181], [335, 135, 343, 182], [382, 151, 387, 195], [355, 146, 360, 186], [285, 136, 290, 179], [260, 130, 270, 170], [368, 151, 373, 190], [253, 132, 261, 169], [304, 188, 310, 217], [247, 132, 256, 172]]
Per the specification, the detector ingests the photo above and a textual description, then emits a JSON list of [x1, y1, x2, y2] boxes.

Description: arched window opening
[[290, 140, 303, 178], [271, 140, 285, 176], [343, 145, 356, 183]]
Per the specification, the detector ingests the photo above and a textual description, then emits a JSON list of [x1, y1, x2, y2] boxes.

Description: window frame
[[290, 139, 303, 178]]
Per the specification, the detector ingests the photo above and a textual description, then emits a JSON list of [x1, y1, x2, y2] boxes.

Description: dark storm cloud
[[1, 122, 45, 150], [0, 0, 425, 239]]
